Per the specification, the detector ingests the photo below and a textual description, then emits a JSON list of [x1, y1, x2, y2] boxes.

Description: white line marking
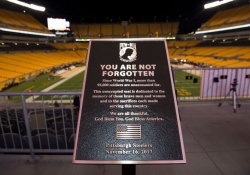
[[24, 86, 34, 92]]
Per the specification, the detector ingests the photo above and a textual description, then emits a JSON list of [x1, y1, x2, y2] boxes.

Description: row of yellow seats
[[183, 47, 250, 59], [199, 4, 250, 30], [0, 8, 47, 30], [71, 22, 179, 36]]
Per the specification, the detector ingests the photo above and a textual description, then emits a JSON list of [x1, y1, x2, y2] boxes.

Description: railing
[[0, 67, 250, 162], [172, 66, 250, 102], [0, 92, 81, 162]]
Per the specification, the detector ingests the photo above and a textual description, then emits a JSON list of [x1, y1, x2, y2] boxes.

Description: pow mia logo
[[119, 43, 137, 62]]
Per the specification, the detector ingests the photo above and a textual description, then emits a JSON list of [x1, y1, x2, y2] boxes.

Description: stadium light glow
[[75, 37, 176, 42], [6, 0, 45, 11], [204, 0, 234, 9], [195, 23, 250, 34], [0, 28, 56, 37]]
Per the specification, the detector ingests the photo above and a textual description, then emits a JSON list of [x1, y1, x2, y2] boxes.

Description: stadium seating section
[[0, 8, 52, 35], [71, 22, 179, 38], [0, 50, 87, 90], [0, 108, 77, 150], [0, 4, 250, 91], [197, 4, 250, 32], [169, 45, 250, 67]]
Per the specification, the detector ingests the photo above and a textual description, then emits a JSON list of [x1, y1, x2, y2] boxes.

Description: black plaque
[[73, 39, 186, 164]]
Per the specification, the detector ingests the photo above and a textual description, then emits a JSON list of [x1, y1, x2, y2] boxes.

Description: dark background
[[1, 0, 250, 34]]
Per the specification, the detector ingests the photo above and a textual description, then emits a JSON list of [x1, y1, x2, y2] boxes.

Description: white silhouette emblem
[[119, 43, 137, 62]]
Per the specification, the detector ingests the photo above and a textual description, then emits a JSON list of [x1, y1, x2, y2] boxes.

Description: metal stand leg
[[25, 155, 42, 164], [218, 89, 232, 107], [233, 91, 241, 113], [219, 78, 241, 113], [219, 88, 241, 113], [122, 164, 136, 175], [233, 91, 236, 113]]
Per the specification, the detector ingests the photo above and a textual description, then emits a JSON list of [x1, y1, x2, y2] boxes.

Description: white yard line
[[24, 86, 34, 92], [26, 66, 85, 103]]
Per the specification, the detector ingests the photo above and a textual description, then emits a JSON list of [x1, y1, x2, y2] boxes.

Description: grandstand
[[0, 1, 249, 94], [197, 4, 250, 33], [0, 2, 250, 92], [0, 8, 52, 36], [0, 1, 250, 175], [71, 22, 178, 38]]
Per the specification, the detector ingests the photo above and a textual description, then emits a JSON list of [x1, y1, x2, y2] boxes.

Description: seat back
[[31, 128, 56, 137], [68, 134, 75, 149], [32, 133, 66, 149], [0, 124, 12, 135], [0, 133, 29, 149], [58, 128, 75, 140], [51, 121, 72, 131]]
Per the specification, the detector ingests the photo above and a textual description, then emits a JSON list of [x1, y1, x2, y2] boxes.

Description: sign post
[[73, 39, 186, 165]]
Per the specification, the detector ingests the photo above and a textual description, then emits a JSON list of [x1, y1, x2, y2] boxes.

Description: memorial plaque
[[73, 39, 186, 164]]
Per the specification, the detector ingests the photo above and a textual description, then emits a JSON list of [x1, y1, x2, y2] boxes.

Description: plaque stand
[[122, 164, 136, 175]]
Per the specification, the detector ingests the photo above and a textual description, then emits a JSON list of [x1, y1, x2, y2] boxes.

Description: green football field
[[2, 69, 201, 99], [3, 74, 63, 93], [49, 72, 84, 92], [2, 71, 84, 102], [3, 71, 84, 93], [174, 70, 201, 97]]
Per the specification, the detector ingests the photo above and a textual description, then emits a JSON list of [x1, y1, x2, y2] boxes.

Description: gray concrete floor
[[0, 102, 250, 175]]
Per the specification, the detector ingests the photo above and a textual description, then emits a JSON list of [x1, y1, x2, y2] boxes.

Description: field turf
[[2, 70, 200, 98], [174, 70, 201, 97]]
